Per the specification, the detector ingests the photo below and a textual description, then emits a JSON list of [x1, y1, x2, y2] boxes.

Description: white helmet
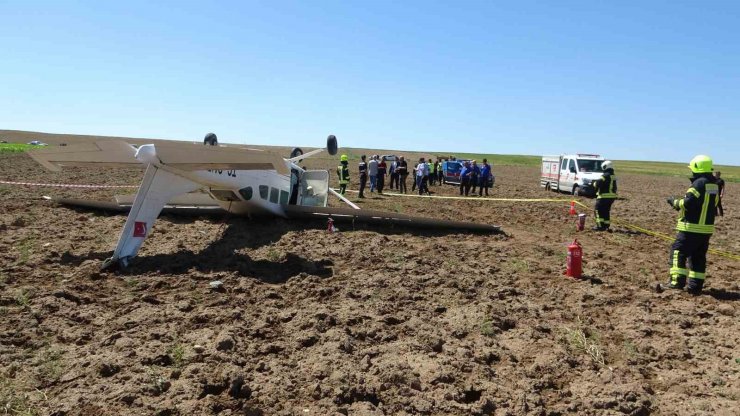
[[601, 160, 613, 170]]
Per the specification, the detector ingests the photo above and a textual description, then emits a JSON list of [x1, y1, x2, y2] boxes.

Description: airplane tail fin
[[102, 164, 200, 269]]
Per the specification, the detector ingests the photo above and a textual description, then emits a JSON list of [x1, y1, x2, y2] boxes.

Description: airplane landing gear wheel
[[290, 147, 303, 159]]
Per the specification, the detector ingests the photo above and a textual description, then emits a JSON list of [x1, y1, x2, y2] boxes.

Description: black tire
[[326, 135, 338, 155], [572, 185, 581, 196], [204, 133, 218, 146], [290, 147, 303, 159]]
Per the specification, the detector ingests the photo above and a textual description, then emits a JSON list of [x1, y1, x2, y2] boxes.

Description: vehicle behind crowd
[[541, 153, 605, 196]]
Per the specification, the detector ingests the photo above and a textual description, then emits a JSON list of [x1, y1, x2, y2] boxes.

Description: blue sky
[[1, 1, 739, 165]]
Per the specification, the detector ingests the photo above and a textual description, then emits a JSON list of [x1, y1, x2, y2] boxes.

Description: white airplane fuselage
[[187, 168, 292, 217], [134, 142, 326, 217]]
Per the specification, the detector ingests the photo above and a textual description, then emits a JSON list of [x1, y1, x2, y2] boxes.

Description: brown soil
[[1, 139, 738, 416]]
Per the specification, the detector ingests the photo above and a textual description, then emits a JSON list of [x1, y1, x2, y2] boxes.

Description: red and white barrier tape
[[0, 180, 137, 189]]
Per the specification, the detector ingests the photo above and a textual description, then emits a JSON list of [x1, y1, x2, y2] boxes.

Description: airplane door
[[298, 170, 329, 207], [289, 168, 300, 205]]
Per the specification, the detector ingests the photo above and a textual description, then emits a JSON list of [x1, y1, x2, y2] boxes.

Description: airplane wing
[[45, 196, 224, 215], [151, 142, 289, 175], [27, 141, 139, 171], [284, 205, 501, 232], [28, 140, 289, 175]]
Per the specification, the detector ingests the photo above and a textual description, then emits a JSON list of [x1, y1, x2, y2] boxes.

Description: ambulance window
[[561, 159, 568, 171], [279, 190, 289, 205], [269, 187, 279, 204], [259, 185, 269, 200], [238, 187, 253, 200], [568, 159, 576, 173]]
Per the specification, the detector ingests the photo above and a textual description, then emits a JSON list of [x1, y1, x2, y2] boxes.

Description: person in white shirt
[[389, 160, 398, 190], [368, 155, 379, 193], [416, 158, 429, 195]]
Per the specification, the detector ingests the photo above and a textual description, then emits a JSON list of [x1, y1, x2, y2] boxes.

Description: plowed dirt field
[[1, 140, 738, 416]]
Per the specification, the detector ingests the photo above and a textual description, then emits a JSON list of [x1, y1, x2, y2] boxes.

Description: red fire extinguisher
[[566, 239, 582, 278]]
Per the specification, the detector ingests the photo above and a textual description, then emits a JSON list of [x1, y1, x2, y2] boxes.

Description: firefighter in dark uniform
[[358, 155, 368, 198], [663, 155, 719, 295], [337, 154, 350, 196], [592, 160, 617, 231]]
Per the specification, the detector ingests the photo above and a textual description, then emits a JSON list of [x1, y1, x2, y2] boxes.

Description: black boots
[[664, 275, 686, 290], [687, 278, 704, 295], [661, 275, 703, 295]]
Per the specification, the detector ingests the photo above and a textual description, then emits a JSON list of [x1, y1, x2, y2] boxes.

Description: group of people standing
[[355, 155, 450, 197], [458, 159, 493, 197], [356, 155, 388, 196], [346, 155, 494, 198]]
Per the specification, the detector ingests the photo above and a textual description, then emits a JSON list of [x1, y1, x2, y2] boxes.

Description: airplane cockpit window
[[259, 185, 269, 200], [238, 187, 253, 200], [269, 187, 279, 204]]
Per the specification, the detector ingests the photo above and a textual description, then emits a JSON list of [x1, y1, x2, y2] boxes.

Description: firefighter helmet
[[340, 154, 349, 162], [688, 155, 713, 173], [601, 160, 613, 170]]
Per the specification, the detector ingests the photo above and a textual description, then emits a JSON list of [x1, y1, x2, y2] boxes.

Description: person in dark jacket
[[663, 155, 719, 295], [411, 162, 418, 192], [377, 158, 387, 194], [470, 160, 480, 195], [397, 156, 408, 193], [592, 161, 617, 231], [358, 155, 368, 198], [460, 161, 471, 196], [479, 159, 492, 196]]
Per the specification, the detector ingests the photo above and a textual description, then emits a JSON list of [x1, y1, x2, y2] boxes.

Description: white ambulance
[[541, 154, 606, 196]]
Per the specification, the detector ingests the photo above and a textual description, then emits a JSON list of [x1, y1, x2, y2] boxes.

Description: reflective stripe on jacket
[[595, 169, 617, 199], [337, 164, 350, 184], [673, 175, 718, 234]]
